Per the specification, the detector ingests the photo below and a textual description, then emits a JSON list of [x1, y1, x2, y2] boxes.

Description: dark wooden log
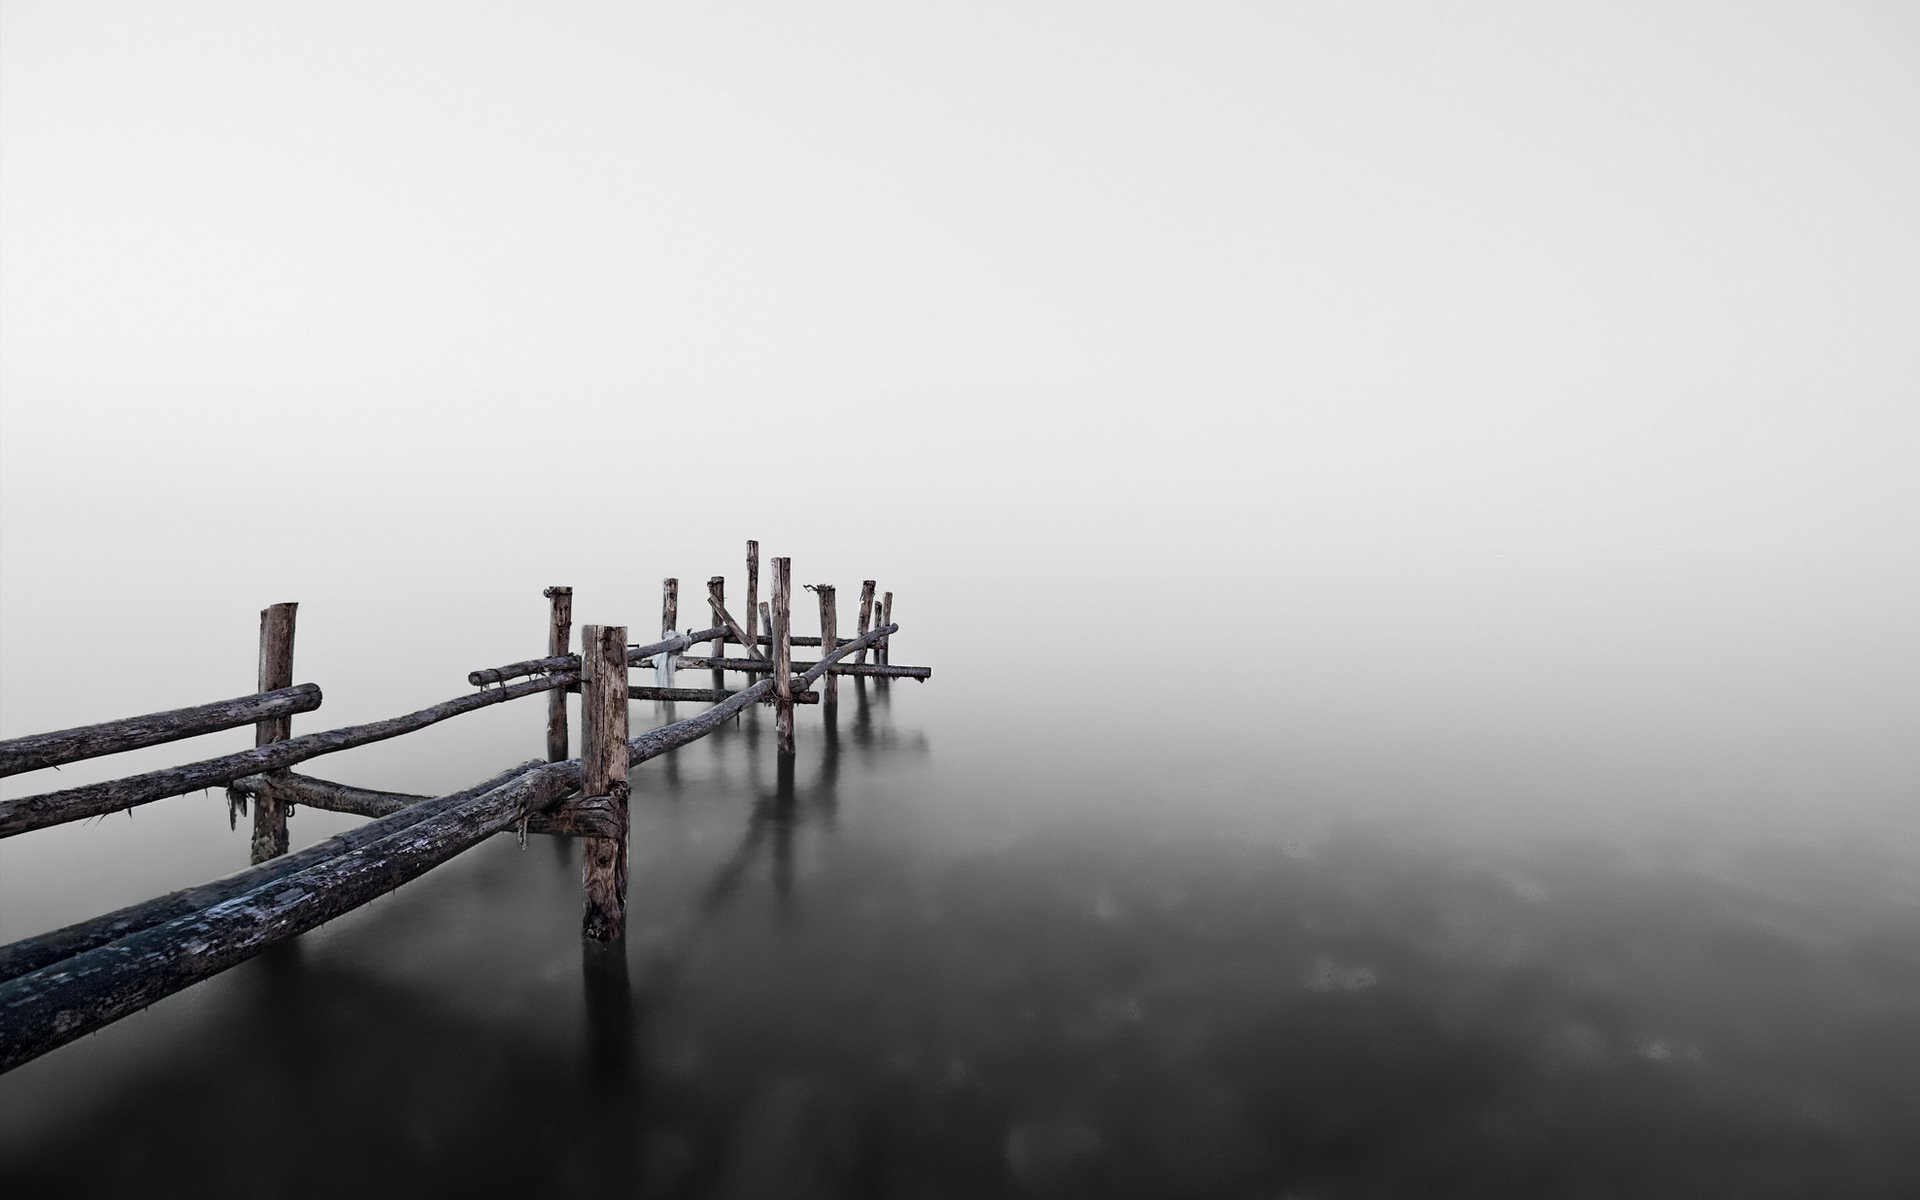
[[579, 625, 629, 942], [0, 759, 584, 1072], [817, 585, 839, 705], [855, 580, 877, 664], [759, 601, 773, 647], [565, 684, 819, 704], [771, 558, 794, 757], [250, 602, 298, 864], [745, 540, 760, 650], [0, 671, 575, 839], [706, 575, 725, 658], [0, 761, 546, 985], [705, 578, 769, 664], [228, 770, 620, 837], [664, 652, 925, 680], [661, 578, 678, 639], [879, 591, 894, 667], [544, 586, 573, 762], [0, 685, 323, 778], [466, 626, 725, 687]]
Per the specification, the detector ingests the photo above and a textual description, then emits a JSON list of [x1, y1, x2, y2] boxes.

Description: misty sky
[[1, 2, 1915, 793]]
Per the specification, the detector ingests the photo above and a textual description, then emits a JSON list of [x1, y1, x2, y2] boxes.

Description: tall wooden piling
[[854, 580, 876, 665], [543, 587, 572, 762], [249, 602, 297, 864], [816, 585, 839, 706], [879, 591, 894, 666], [661, 578, 678, 639], [771, 559, 795, 756], [704, 576, 723, 658], [579, 624, 630, 942], [745, 540, 760, 650]]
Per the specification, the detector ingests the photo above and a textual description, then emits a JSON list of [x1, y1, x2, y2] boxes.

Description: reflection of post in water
[[580, 937, 635, 1088], [816, 699, 840, 828], [771, 754, 797, 905]]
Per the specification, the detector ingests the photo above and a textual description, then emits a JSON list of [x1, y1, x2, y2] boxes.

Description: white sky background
[[1, 2, 1916, 828]]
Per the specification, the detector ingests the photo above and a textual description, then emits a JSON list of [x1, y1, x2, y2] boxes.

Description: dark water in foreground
[[4, 678, 1920, 1199]]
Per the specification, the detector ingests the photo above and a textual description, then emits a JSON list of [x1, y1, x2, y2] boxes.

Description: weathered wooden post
[[879, 591, 894, 666], [816, 584, 839, 706], [854, 580, 876, 665], [249, 602, 297, 864], [543, 587, 572, 762], [759, 602, 773, 648], [661, 578, 678, 639], [745, 540, 760, 652], [771, 559, 795, 756], [706, 575, 725, 658], [580, 624, 630, 942]]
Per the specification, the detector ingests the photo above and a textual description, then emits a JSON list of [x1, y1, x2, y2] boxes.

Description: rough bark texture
[[705, 579, 769, 663], [0, 762, 545, 985], [568, 684, 819, 704], [228, 770, 611, 834], [579, 625, 630, 942], [706, 575, 725, 657], [544, 586, 573, 763], [666, 652, 924, 680], [855, 580, 877, 664], [0, 685, 323, 778], [745, 540, 760, 649], [817, 585, 839, 705], [250, 602, 298, 864], [771, 558, 795, 756], [466, 625, 724, 687], [0, 672, 574, 839]]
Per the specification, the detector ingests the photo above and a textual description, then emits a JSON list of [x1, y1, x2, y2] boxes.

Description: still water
[[2, 551, 1919, 1199]]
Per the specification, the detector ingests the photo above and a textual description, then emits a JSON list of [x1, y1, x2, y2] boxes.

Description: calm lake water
[[3, 549, 1918, 1199]]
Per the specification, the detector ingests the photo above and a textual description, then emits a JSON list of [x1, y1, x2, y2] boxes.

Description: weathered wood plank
[[0, 685, 323, 778]]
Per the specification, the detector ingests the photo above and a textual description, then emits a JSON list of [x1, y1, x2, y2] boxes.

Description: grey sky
[[2, 2, 1915, 796]]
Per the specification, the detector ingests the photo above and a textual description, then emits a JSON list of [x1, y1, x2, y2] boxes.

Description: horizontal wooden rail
[[0, 685, 323, 778], [570, 684, 819, 704], [467, 625, 725, 687], [0, 672, 570, 840], [673, 655, 928, 680], [0, 761, 548, 985], [229, 771, 621, 838]]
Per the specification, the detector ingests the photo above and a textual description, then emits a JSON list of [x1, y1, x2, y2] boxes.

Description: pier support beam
[[579, 624, 630, 942], [745, 540, 760, 652], [816, 584, 839, 706], [772, 559, 795, 756], [544, 587, 572, 762], [249, 602, 297, 864]]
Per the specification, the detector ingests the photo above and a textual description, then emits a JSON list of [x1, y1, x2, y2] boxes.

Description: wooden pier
[[0, 542, 931, 1073]]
